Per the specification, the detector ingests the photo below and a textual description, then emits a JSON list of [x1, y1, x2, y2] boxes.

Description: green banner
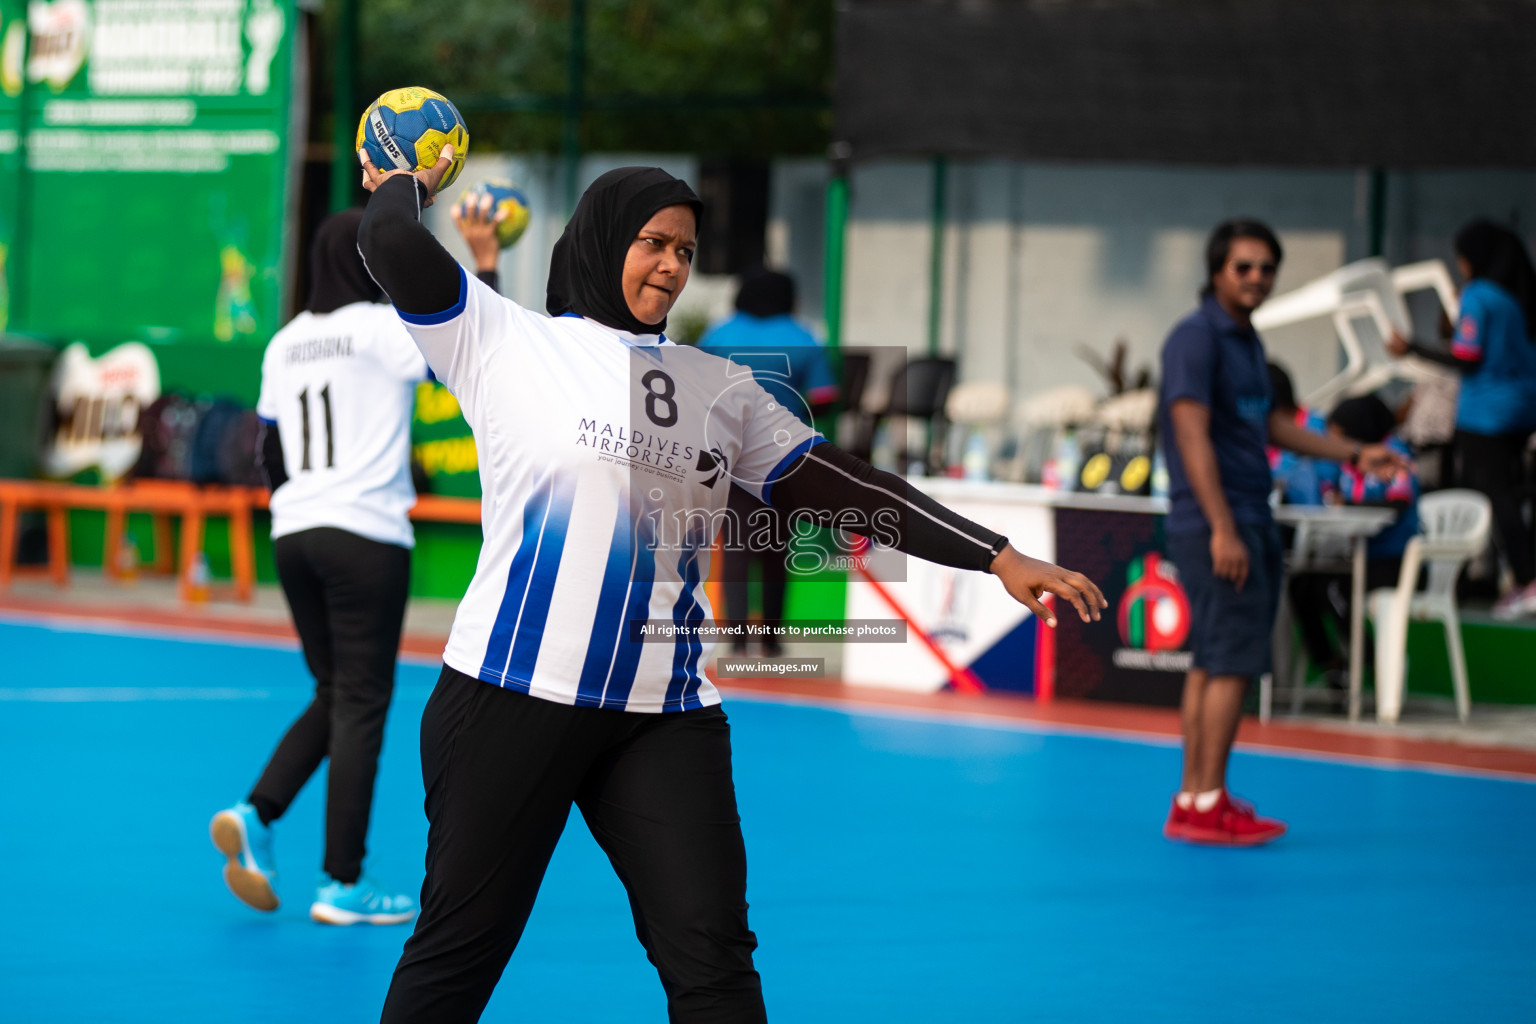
[[0, 0, 22, 331], [2, 0, 295, 348]]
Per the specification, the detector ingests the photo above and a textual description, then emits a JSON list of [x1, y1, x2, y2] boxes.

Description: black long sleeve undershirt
[[1406, 339, 1482, 372], [357, 175, 463, 315], [768, 442, 1007, 573], [258, 420, 287, 492]]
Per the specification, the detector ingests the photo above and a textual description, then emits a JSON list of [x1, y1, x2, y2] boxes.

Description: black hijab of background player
[[735, 266, 796, 318], [308, 208, 382, 314], [1454, 219, 1536, 340], [546, 166, 703, 336]]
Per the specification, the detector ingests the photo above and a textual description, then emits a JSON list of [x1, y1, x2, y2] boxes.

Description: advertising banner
[[844, 491, 1055, 694], [3, 0, 295, 346], [43, 338, 158, 478], [411, 379, 480, 498], [1051, 506, 1192, 706], [0, 0, 22, 329]]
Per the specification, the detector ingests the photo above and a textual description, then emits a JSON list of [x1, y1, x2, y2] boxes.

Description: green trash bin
[[0, 335, 59, 479]]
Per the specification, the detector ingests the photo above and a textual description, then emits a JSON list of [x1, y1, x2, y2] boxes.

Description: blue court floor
[[2, 617, 1533, 1023]]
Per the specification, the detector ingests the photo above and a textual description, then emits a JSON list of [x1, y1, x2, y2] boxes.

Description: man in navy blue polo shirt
[[1158, 219, 1405, 847]]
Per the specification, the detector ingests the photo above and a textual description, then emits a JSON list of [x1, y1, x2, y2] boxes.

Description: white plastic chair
[[1367, 490, 1492, 723], [1250, 257, 1457, 410], [1251, 258, 1407, 409], [946, 380, 1011, 425], [944, 381, 1011, 476]]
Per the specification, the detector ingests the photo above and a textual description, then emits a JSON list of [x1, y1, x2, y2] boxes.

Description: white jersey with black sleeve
[[398, 266, 822, 713], [256, 301, 428, 549]]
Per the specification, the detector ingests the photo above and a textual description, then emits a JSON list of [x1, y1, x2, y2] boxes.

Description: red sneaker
[[1162, 796, 1189, 840], [1166, 791, 1286, 847]]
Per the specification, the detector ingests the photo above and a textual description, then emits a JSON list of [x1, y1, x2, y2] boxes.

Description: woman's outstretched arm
[[768, 442, 1004, 571], [768, 442, 1106, 625]]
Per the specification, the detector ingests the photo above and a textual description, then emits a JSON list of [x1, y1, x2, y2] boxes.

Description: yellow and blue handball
[[455, 180, 532, 249], [356, 87, 468, 193]]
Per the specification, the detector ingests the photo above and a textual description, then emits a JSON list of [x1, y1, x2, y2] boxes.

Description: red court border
[[4, 594, 1534, 781]]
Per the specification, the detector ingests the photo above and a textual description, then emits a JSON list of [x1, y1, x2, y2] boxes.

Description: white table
[[1272, 504, 1397, 720]]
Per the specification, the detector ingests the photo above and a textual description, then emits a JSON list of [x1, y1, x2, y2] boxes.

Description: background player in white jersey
[[210, 210, 423, 927], [359, 151, 1106, 1022]]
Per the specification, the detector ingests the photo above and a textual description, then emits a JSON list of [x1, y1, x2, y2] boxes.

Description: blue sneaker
[[309, 876, 417, 926], [210, 802, 278, 911]]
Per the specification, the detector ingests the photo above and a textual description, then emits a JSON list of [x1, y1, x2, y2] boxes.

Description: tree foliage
[[338, 0, 833, 156]]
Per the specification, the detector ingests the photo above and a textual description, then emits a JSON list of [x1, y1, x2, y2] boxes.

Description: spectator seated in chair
[[1287, 395, 1420, 691]]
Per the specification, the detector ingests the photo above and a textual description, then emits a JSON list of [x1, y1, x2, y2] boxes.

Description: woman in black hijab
[[213, 208, 427, 928], [359, 148, 1105, 1023], [1388, 219, 1536, 616], [546, 165, 703, 331]]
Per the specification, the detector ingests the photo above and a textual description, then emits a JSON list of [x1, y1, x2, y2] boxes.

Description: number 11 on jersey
[[297, 384, 335, 471]]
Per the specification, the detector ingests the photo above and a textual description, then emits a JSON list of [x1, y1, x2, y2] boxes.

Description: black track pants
[[247, 526, 410, 884], [379, 666, 765, 1024], [1454, 429, 1535, 586], [1288, 558, 1403, 668]]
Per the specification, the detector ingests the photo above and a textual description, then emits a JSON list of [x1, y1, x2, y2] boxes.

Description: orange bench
[[0, 479, 261, 601], [0, 479, 482, 603], [246, 490, 482, 525], [407, 493, 482, 525], [243, 492, 482, 523]]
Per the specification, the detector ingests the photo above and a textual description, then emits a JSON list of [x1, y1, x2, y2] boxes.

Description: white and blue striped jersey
[[399, 268, 822, 712]]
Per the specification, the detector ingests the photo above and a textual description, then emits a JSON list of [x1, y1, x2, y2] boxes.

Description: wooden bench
[[0, 479, 261, 601], [407, 493, 482, 524], [0, 479, 482, 603]]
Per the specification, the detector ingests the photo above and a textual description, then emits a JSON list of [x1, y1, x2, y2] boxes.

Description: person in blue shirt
[[699, 268, 840, 656], [1158, 219, 1405, 847], [1288, 395, 1420, 685], [1387, 220, 1536, 619]]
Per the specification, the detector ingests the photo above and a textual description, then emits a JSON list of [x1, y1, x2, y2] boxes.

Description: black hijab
[[735, 266, 796, 318], [1454, 219, 1536, 339], [546, 166, 702, 335], [307, 208, 382, 314]]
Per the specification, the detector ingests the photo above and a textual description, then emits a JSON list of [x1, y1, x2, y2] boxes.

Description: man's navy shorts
[[1166, 519, 1283, 679]]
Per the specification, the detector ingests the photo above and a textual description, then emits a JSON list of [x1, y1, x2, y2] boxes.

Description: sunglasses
[[1229, 260, 1278, 278]]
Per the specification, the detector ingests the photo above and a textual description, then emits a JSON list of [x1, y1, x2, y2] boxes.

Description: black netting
[[836, 0, 1536, 166]]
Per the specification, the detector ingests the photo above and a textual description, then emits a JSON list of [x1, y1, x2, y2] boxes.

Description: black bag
[[132, 393, 199, 480], [189, 400, 246, 484], [215, 409, 266, 487]]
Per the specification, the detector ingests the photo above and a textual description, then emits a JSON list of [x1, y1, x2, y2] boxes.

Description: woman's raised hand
[[452, 192, 508, 273], [359, 145, 456, 207]]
